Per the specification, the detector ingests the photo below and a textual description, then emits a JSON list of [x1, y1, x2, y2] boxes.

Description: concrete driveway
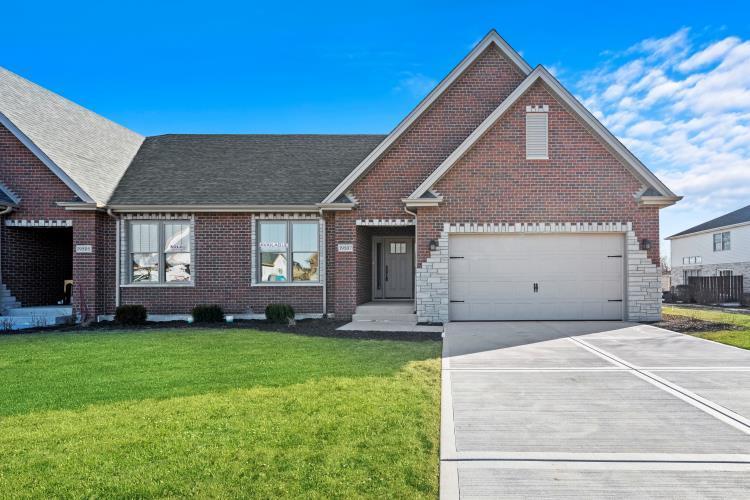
[[441, 322, 750, 499]]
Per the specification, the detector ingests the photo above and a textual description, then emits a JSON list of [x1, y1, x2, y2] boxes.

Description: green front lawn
[[662, 305, 750, 349], [0, 329, 441, 498]]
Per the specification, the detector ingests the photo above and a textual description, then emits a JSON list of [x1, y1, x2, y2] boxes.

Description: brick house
[[0, 31, 679, 325]]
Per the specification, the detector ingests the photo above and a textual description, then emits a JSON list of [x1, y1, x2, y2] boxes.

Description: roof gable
[[406, 66, 680, 205], [0, 67, 144, 205], [321, 30, 531, 205], [668, 203, 750, 239]]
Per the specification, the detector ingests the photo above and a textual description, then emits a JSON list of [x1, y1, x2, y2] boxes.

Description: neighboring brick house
[[0, 30, 680, 324], [669, 203, 750, 303]]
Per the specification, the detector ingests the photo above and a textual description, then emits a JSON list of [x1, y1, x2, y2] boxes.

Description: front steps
[[0, 284, 21, 312], [351, 301, 418, 322], [1, 306, 74, 330]]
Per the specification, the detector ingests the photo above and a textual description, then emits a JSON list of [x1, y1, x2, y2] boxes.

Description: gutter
[[0, 205, 13, 287], [57, 201, 100, 211], [638, 195, 683, 208], [107, 204, 321, 213]]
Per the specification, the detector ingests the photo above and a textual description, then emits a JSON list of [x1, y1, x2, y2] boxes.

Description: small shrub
[[265, 304, 295, 323], [192, 304, 225, 323], [115, 305, 148, 325]]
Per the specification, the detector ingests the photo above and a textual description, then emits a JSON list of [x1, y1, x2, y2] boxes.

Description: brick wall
[[350, 44, 526, 220], [417, 81, 660, 266], [120, 213, 324, 315]]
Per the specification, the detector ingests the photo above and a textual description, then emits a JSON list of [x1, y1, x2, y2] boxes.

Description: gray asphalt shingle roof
[[0, 67, 144, 204], [670, 203, 750, 238], [108, 134, 386, 206]]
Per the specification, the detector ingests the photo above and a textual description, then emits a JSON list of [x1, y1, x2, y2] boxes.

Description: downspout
[[319, 208, 327, 318], [106, 209, 120, 310], [0, 206, 12, 288], [404, 206, 418, 314]]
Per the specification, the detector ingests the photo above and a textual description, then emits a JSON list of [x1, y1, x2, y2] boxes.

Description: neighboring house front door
[[380, 238, 414, 299]]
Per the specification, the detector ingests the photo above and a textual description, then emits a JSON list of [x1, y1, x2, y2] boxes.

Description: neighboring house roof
[[320, 29, 532, 204], [668, 203, 750, 239], [0, 182, 19, 207], [108, 134, 386, 208], [405, 66, 680, 206], [0, 66, 144, 205]]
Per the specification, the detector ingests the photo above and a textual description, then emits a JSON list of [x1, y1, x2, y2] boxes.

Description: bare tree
[[660, 256, 671, 273]]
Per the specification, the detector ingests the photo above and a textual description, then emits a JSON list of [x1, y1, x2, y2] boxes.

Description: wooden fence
[[687, 275, 744, 304]]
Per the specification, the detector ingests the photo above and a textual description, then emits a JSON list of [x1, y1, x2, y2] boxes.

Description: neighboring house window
[[713, 231, 731, 251], [526, 106, 549, 160], [682, 256, 702, 265], [718, 270, 733, 277], [683, 269, 701, 283], [130, 221, 192, 284], [258, 221, 319, 283]]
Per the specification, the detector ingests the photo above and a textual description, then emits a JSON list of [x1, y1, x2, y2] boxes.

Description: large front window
[[130, 221, 192, 284], [259, 221, 319, 282]]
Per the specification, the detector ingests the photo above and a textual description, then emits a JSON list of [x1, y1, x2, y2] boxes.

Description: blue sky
[[4, 1, 750, 259]]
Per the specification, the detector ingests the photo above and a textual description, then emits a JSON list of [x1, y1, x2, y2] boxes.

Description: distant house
[[668, 204, 750, 299]]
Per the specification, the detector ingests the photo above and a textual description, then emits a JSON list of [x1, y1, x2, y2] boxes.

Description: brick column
[[72, 212, 116, 322], [333, 212, 358, 319]]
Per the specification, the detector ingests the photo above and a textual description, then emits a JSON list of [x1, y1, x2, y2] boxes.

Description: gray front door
[[384, 238, 413, 298]]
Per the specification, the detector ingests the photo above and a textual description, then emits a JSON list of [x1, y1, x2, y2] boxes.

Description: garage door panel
[[449, 234, 624, 321]]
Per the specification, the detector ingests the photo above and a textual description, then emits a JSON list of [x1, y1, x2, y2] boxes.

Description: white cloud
[[393, 72, 437, 98], [568, 28, 750, 253], [678, 37, 741, 71], [627, 120, 666, 136]]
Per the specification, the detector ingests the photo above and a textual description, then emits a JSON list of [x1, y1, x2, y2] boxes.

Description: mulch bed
[[653, 314, 743, 333], [2, 317, 443, 342]]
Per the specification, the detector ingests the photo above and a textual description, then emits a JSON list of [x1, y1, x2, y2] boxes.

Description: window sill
[[120, 282, 195, 288], [251, 282, 323, 287]]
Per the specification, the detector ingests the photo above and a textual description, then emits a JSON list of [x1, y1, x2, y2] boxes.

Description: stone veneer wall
[[415, 222, 661, 324]]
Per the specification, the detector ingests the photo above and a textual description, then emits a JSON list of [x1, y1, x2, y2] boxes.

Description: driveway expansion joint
[[570, 336, 750, 433]]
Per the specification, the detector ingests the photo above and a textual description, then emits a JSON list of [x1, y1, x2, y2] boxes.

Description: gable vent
[[526, 110, 549, 160]]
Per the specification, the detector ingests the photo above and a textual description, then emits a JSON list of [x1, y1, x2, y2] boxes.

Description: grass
[[662, 305, 750, 349], [0, 328, 441, 498]]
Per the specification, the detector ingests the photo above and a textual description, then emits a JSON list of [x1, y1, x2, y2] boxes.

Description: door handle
[[533, 283, 539, 293], [385, 265, 389, 281]]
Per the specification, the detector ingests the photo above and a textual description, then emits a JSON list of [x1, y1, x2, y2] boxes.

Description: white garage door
[[449, 233, 624, 321]]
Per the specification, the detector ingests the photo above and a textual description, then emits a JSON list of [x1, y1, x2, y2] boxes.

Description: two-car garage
[[448, 233, 625, 321]]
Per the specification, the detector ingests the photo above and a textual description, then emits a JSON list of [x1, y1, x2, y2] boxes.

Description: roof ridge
[[0, 66, 143, 140], [668, 203, 750, 238]]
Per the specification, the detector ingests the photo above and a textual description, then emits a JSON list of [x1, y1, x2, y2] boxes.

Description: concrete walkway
[[441, 322, 750, 499]]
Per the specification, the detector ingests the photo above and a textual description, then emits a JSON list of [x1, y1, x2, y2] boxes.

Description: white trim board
[[0, 111, 95, 204], [406, 66, 680, 204], [321, 30, 531, 205]]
